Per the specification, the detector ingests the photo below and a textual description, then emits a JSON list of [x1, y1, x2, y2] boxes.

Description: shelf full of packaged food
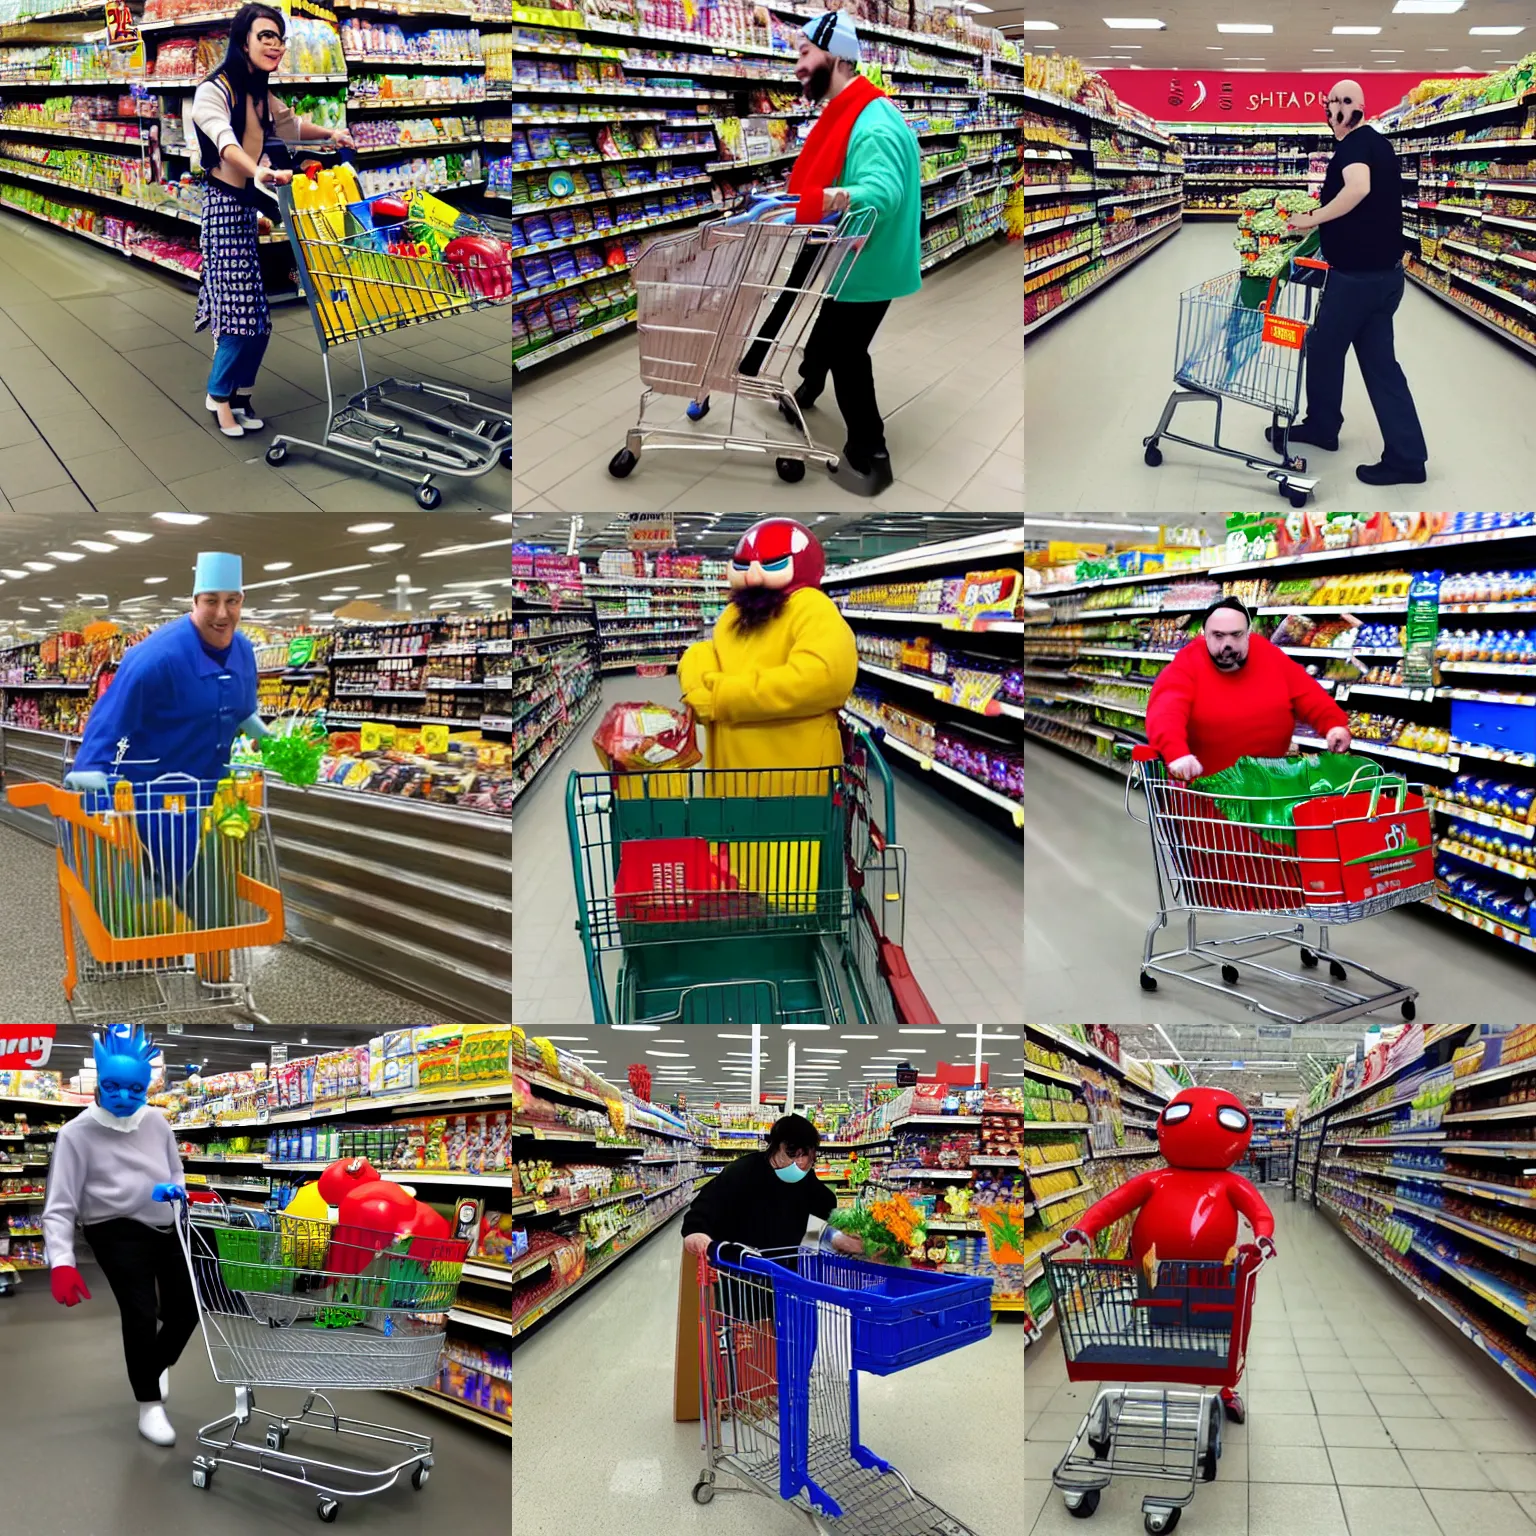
[[390, 1385, 512, 1438], [1024, 220, 1181, 338]]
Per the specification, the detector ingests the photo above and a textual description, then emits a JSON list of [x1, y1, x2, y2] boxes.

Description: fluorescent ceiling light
[[1019, 18, 1057, 27], [331, 586, 360, 593], [421, 539, 515, 559], [244, 564, 372, 592], [45, 551, 84, 562], [1313, 47, 1335, 51], [1, 569, 26, 579], [108, 530, 153, 543], [152, 512, 207, 525], [782, 1023, 830, 1031], [73, 540, 117, 553], [1394, 0, 1462, 10], [1371, 49, 1405, 53], [1103, 17, 1166, 28], [1469, 26, 1524, 36], [22, 561, 53, 572], [368, 543, 405, 553], [899, 1029, 946, 1035], [1332, 25, 1382, 33], [645, 1050, 690, 1058], [841, 1035, 878, 1040], [348, 522, 395, 534], [1217, 22, 1272, 33], [1024, 517, 1162, 533], [264, 562, 293, 572], [143, 577, 167, 585], [612, 1024, 659, 1031], [542, 1036, 588, 1042]]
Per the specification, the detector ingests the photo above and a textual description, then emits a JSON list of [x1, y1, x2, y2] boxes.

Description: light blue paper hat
[[193, 551, 243, 595], [805, 10, 860, 60]]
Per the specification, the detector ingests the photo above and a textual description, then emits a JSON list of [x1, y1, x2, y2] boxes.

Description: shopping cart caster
[[609, 447, 637, 478], [1201, 1398, 1222, 1482], [1144, 1507, 1179, 1534], [317, 1497, 340, 1522], [1402, 999, 1417, 1020], [1280, 483, 1309, 508], [687, 397, 710, 421], [692, 1478, 715, 1505], [501, 445, 513, 470], [1064, 1489, 1099, 1519], [1140, 971, 1157, 992], [266, 1424, 287, 1451], [1143, 442, 1163, 467], [776, 457, 805, 483], [415, 483, 442, 509], [1329, 959, 1347, 981], [265, 444, 288, 466], [412, 1461, 430, 1490], [191, 1459, 214, 1490], [1221, 964, 1240, 986], [1299, 946, 1319, 968]]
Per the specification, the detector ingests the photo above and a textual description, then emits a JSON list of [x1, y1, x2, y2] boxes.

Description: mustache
[[731, 586, 791, 633]]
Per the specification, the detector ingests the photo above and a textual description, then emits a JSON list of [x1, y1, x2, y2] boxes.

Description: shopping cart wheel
[[266, 1424, 287, 1451], [776, 457, 806, 483], [1221, 964, 1240, 986], [1143, 443, 1163, 467], [1144, 1507, 1179, 1534], [1201, 1398, 1222, 1482], [317, 1497, 340, 1522], [1402, 999, 1417, 1021], [412, 1462, 430, 1490], [687, 397, 710, 421], [191, 1460, 213, 1490], [1299, 947, 1319, 968], [415, 484, 442, 510], [501, 446, 513, 470], [692, 1479, 715, 1505], [609, 448, 638, 478], [1285, 487, 1309, 508], [265, 444, 288, 466], [1064, 1490, 1099, 1518], [1139, 971, 1157, 992]]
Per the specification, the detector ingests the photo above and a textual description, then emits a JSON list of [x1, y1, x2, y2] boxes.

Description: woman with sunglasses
[[191, 3, 354, 438]]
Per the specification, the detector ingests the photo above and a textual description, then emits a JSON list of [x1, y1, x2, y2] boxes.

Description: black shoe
[[829, 450, 893, 497], [1269, 420, 1338, 452], [1356, 459, 1427, 486], [777, 385, 820, 426]]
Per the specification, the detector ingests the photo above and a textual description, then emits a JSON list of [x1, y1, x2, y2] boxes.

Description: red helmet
[[729, 518, 824, 596], [1156, 1086, 1254, 1171]]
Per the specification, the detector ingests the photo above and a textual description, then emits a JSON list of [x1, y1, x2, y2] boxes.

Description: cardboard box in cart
[[1293, 785, 1435, 904]]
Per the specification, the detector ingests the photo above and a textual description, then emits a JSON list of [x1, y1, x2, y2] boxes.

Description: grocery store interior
[[0, 510, 515, 1026], [1023, 1018, 1536, 1536], [0, 2, 508, 517], [0, 1020, 512, 1531], [507, 512, 1023, 1027], [510, 0, 1023, 515], [513, 1024, 1026, 1535], [1024, 511, 1536, 1028], [1020, 7, 1536, 512]]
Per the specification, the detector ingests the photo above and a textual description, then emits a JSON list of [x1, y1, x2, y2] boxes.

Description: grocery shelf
[[390, 1386, 511, 1438]]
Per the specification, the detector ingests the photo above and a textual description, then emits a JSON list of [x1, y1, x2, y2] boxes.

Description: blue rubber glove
[[237, 713, 273, 740], [63, 770, 108, 793], [151, 1183, 186, 1203]]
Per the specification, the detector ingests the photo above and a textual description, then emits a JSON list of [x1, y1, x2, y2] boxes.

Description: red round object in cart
[[401, 1201, 452, 1246], [371, 196, 409, 225], [444, 235, 513, 299], [316, 1155, 379, 1207]]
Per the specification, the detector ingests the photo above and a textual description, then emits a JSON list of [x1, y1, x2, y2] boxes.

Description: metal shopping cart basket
[[4, 770, 284, 1025], [1042, 1247, 1267, 1534], [606, 192, 876, 485], [1128, 747, 1434, 1028], [267, 167, 513, 509], [566, 722, 937, 1024], [696, 1241, 992, 1533], [175, 1197, 470, 1523], [1142, 256, 1328, 508]]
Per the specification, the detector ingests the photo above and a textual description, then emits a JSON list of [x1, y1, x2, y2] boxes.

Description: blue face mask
[[774, 1161, 810, 1184]]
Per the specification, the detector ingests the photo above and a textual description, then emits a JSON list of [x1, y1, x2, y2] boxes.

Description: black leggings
[[83, 1217, 199, 1403]]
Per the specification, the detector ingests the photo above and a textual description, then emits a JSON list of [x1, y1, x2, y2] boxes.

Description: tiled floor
[[1023, 741, 1536, 1026], [511, 238, 1022, 514], [0, 210, 509, 515], [511, 672, 1023, 1025], [1024, 219, 1536, 513], [1024, 1197, 1536, 1536]]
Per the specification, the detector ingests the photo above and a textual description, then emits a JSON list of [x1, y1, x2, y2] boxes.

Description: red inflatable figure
[[1062, 1086, 1277, 1423]]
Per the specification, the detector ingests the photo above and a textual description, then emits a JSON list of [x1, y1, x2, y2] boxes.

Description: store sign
[[895, 1064, 919, 1087], [1096, 70, 1476, 125], [627, 512, 675, 551], [0, 1026, 54, 1070]]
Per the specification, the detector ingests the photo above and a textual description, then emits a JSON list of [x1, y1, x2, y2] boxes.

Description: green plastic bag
[[1193, 753, 1390, 849]]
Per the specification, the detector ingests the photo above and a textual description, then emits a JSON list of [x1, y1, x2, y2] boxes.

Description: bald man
[[1270, 78, 1428, 488]]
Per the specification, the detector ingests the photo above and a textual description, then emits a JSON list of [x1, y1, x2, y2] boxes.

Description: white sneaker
[[233, 408, 265, 431], [159, 1370, 169, 1402], [138, 1402, 175, 1446], [204, 395, 246, 438]]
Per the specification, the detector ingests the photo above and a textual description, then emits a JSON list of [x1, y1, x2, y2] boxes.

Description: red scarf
[[788, 73, 884, 223]]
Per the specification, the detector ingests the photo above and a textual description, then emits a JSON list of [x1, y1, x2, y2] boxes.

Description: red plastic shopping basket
[[614, 837, 740, 922]]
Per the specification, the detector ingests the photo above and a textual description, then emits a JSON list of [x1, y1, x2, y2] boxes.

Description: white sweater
[[42, 1108, 184, 1269]]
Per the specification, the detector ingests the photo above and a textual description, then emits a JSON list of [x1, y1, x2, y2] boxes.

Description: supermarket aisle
[[1023, 220, 1536, 514], [0, 1258, 509, 1533], [511, 241, 1022, 516], [514, 1211, 1023, 1536], [1023, 742, 1536, 1025], [0, 213, 508, 515], [511, 673, 1022, 1025], [0, 821, 452, 1027], [1024, 1198, 1536, 1536]]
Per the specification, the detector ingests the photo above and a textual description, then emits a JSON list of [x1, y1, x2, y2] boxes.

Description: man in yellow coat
[[679, 518, 857, 773]]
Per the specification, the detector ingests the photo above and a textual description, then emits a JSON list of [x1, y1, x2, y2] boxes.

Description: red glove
[[50, 1266, 91, 1306]]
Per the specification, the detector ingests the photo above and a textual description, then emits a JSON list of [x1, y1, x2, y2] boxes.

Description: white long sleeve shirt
[[42, 1108, 184, 1269]]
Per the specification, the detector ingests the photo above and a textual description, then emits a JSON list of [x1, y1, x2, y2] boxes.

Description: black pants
[[798, 297, 892, 466], [83, 1217, 199, 1403], [1303, 263, 1428, 470]]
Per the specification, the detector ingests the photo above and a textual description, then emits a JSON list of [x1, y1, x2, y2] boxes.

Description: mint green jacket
[[834, 95, 922, 305]]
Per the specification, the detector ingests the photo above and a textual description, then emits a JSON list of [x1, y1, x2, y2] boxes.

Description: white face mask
[[88, 1103, 150, 1134]]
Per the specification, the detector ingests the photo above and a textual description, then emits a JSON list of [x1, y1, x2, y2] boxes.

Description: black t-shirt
[[1319, 125, 1403, 273], [680, 1151, 836, 1254]]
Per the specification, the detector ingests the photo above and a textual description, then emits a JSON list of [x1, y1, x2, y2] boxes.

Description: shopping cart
[[4, 770, 285, 1025], [695, 1241, 991, 1533], [606, 192, 876, 484], [175, 1196, 469, 1523], [266, 164, 513, 509], [1042, 1246, 1268, 1534], [566, 722, 937, 1024], [1127, 748, 1433, 1027], [1142, 257, 1329, 508]]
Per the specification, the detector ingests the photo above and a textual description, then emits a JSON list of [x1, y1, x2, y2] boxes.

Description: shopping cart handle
[[721, 193, 799, 227], [1293, 256, 1329, 270]]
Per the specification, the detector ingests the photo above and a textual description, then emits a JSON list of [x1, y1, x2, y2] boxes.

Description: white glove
[[1167, 755, 1205, 781]]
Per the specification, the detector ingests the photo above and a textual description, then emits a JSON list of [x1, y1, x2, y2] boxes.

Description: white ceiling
[[1015, 0, 1528, 73]]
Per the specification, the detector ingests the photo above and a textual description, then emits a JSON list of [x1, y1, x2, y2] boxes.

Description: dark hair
[[766, 1114, 820, 1158], [195, 4, 285, 175], [1203, 596, 1251, 628]]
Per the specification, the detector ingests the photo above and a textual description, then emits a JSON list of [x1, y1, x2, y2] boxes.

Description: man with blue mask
[[682, 1113, 864, 1262], [42, 1024, 194, 1446]]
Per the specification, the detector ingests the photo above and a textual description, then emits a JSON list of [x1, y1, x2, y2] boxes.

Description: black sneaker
[[777, 385, 820, 427], [1356, 459, 1427, 486], [1269, 420, 1339, 452], [829, 450, 893, 497]]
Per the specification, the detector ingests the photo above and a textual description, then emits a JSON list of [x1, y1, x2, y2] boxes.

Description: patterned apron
[[195, 178, 271, 341]]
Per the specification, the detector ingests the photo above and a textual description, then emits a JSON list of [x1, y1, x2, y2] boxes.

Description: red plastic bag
[[1293, 783, 1434, 907], [592, 701, 701, 773]]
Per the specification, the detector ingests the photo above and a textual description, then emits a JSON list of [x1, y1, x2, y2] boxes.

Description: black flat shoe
[[829, 450, 893, 497], [1269, 420, 1338, 452], [1356, 459, 1427, 485]]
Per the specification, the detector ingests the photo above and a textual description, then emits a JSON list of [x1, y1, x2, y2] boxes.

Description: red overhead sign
[[0, 1025, 55, 1070], [1097, 70, 1479, 125]]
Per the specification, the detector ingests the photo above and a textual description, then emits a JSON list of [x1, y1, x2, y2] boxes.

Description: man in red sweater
[[1146, 597, 1352, 780]]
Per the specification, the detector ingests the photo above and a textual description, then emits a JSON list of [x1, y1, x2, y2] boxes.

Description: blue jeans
[[207, 332, 269, 403], [1303, 264, 1428, 469]]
